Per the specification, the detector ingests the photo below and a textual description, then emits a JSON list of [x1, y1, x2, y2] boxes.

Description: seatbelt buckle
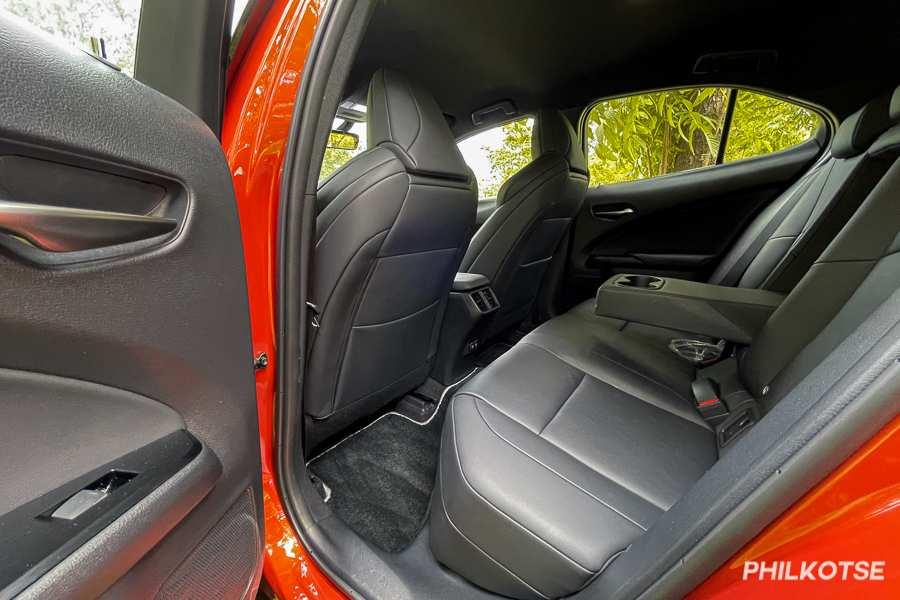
[[692, 377, 728, 424]]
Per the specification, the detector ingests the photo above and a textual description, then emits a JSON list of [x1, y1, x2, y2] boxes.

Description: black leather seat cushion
[[431, 101, 900, 599], [430, 321, 715, 599]]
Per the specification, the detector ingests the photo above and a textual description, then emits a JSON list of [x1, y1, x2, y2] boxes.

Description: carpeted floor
[[307, 407, 447, 553]]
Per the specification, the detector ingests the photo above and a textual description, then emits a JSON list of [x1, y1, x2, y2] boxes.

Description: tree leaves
[[723, 91, 820, 163], [461, 88, 819, 197]]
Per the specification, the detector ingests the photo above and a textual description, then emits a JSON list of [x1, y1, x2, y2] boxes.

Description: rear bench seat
[[568, 89, 896, 336], [430, 90, 900, 600]]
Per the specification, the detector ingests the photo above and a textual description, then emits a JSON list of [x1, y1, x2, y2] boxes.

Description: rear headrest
[[367, 68, 469, 181], [532, 109, 588, 175], [891, 85, 900, 123], [832, 91, 894, 158]]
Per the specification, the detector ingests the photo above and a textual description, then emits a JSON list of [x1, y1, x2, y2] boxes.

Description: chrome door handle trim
[[591, 206, 635, 220], [0, 200, 178, 252]]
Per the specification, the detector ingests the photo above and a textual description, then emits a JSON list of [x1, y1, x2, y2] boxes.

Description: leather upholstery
[[306, 69, 476, 447], [460, 110, 587, 340], [891, 85, 900, 122], [366, 68, 471, 180], [431, 327, 715, 599], [531, 108, 589, 176], [742, 144, 900, 404], [711, 93, 896, 292], [430, 110, 900, 599], [831, 90, 893, 158]]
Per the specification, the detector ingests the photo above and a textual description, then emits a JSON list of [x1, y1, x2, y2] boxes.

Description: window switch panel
[[50, 489, 108, 520]]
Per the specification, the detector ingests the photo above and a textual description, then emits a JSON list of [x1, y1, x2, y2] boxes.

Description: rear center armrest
[[594, 274, 784, 344]]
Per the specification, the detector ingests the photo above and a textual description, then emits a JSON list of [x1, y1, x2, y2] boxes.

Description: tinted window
[[586, 87, 730, 185], [319, 111, 368, 182], [724, 90, 822, 162], [0, 0, 141, 74], [458, 117, 534, 198], [584, 88, 822, 186]]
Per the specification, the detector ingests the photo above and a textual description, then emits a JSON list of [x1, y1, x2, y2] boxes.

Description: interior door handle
[[591, 205, 635, 221], [0, 200, 178, 252]]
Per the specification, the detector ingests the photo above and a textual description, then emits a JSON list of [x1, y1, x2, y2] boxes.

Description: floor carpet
[[307, 407, 447, 553]]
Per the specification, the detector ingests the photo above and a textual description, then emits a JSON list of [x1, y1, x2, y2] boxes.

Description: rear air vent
[[469, 288, 499, 314], [472, 291, 487, 311]]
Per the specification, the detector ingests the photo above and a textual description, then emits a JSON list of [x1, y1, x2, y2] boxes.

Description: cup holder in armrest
[[613, 274, 665, 290]]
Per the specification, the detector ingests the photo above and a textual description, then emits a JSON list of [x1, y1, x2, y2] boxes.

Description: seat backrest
[[305, 69, 476, 446], [740, 114, 900, 408], [709, 91, 895, 292], [460, 109, 588, 338]]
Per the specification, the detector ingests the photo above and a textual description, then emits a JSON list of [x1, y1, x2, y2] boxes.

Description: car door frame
[[0, 2, 264, 597]]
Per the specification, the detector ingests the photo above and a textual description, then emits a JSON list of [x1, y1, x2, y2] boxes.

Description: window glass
[[723, 90, 821, 162], [0, 0, 141, 74], [585, 88, 730, 186], [458, 117, 534, 198], [319, 111, 368, 182], [232, 0, 251, 33], [584, 87, 823, 187]]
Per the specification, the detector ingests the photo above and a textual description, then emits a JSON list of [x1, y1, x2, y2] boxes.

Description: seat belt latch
[[692, 377, 728, 424]]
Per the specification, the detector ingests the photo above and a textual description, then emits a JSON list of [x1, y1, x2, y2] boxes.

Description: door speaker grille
[[156, 488, 261, 600]]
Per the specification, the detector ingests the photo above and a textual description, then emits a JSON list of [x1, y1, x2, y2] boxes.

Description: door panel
[[0, 15, 261, 600], [566, 139, 820, 304]]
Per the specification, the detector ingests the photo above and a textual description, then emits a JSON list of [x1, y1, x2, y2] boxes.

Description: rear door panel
[[0, 16, 261, 599], [566, 139, 821, 303]]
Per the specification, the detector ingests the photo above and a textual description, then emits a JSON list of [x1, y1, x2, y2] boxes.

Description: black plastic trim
[[0, 430, 201, 598]]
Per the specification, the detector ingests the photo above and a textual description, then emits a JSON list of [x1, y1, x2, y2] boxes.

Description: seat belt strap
[[717, 164, 826, 287]]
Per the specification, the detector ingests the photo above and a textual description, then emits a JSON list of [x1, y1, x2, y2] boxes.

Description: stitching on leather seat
[[402, 76, 422, 164], [382, 69, 392, 140], [316, 169, 407, 245], [519, 341, 708, 427], [437, 462, 551, 600], [449, 404, 596, 574], [539, 373, 585, 434], [353, 297, 441, 328], [467, 394, 652, 527], [465, 159, 567, 272], [318, 148, 395, 194]]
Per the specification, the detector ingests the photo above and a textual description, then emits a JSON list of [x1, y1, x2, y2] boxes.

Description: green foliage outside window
[[320, 148, 354, 182], [470, 88, 821, 194], [482, 119, 533, 197], [724, 91, 821, 162], [585, 87, 729, 185]]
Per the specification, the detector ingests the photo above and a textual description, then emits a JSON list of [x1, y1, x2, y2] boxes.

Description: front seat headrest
[[531, 108, 588, 176], [367, 68, 470, 181], [832, 91, 894, 158]]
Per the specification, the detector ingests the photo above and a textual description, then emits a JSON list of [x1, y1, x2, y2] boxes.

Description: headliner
[[346, 0, 900, 136]]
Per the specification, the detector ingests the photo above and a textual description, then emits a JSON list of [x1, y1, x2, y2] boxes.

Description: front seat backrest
[[459, 109, 588, 339], [306, 69, 476, 448]]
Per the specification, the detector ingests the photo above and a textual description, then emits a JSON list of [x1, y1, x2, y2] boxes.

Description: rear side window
[[0, 0, 141, 74], [723, 91, 822, 162], [458, 117, 534, 198], [584, 88, 822, 186]]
